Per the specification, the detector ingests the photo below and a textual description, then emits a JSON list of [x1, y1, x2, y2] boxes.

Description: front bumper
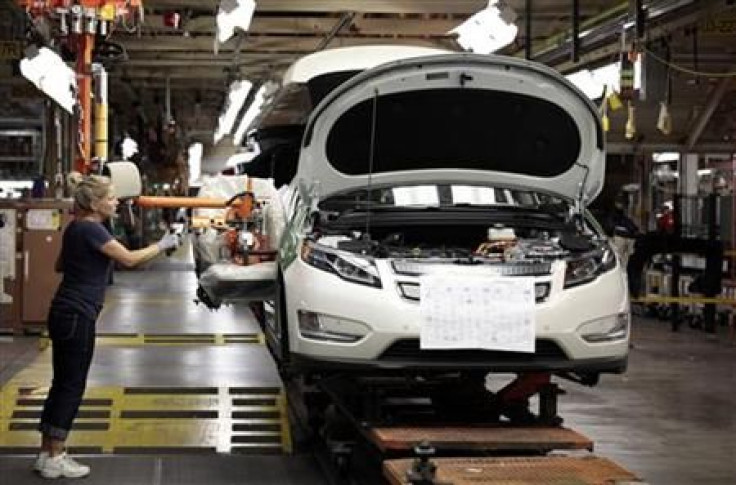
[[289, 340, 628, 375], [284, 257, 630, 370]]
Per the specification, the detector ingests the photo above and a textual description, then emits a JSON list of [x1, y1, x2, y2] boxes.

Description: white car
[[198, 47, 630, 385]]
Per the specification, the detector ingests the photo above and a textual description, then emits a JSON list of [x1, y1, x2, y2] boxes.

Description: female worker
[[34, 175, 181, 479]]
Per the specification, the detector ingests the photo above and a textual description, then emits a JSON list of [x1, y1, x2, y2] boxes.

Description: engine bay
[[311, 206, 605, 267]]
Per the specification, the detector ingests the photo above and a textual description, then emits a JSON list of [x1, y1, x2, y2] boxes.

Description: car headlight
[[564, 246, 617, 288], [300, 240, 382, 288], [578, 312, 629, 342]]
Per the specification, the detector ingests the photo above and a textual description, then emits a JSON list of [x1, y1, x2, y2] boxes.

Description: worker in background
[[603, 193, 639, 270], [655, 201, 675, 234], [35, 175, 182, 479]]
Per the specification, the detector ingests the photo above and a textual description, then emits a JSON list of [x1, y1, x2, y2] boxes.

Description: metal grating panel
[[384, 456, 644, 484], [370, 426, 593, 453], [0, 386, 290, 454]]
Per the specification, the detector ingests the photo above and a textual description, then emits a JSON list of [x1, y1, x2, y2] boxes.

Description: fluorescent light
[[20, 46, 77, 113], [0, 180, 33, 190], [188, 143, 203, 184], [214, 79, 252, 144], [216, 0, 256, 44], [450, 1, 518, 55], [225, 149, 259, 168], [565, 69, 603, 99], [121, 135, 138, 160], [698, 169, 713, 176], [566, 62, 621, 99], [565, 59, 640, 100], [232, 83, 268, 146], [653, 152, 680, 163]]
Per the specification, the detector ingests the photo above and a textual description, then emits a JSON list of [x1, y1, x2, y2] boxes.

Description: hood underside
[[297, 53, 605, 203]]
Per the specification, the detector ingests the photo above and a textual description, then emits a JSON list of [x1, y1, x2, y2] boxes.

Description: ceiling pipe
[[608, 141, 736, 153], [528, 0, 697, 66], [316, 11, 356, 51], [514, 1, 628, 58], [554, 0, 730, 73]]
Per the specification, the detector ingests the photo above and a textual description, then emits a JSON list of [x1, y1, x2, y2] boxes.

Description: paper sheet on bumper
[[419, 275, 535, 352]]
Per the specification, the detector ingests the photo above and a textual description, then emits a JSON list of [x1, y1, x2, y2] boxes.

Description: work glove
[[157, 232, 181, 252]]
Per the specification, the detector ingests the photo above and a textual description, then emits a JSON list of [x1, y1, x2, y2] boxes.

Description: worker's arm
[[98, 233, 180, 268], [99, 240, 161, 268]]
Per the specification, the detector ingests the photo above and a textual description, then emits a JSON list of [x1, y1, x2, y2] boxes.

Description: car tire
[[272, 270, 291, 367]]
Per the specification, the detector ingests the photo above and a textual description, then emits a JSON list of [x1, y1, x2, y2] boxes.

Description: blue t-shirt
[[51, 220, 113, 320]]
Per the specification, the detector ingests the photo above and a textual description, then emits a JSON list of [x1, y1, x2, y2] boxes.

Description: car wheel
[[270, 270, 291, 367]]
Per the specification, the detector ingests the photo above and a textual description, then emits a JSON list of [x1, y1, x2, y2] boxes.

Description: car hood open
[[295, 53, 605, 205]]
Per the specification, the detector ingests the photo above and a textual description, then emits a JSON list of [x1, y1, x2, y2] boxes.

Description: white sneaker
[[38, 452, 90, 479], [33, 451, 49, 472]]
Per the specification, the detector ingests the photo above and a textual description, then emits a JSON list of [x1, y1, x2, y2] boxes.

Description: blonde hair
[[73, 175, 112, 212]]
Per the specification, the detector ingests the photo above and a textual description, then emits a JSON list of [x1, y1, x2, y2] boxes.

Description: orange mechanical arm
[[136, 196, 235, 209]]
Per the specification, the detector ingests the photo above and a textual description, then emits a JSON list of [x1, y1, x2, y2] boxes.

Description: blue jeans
[[38, 307, 97, 440]]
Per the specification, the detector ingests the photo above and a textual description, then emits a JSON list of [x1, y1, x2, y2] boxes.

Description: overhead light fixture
[[232, 82, 271, 146], [450, 0, 518, 55], [216, 0, 256, 44], [121, 135, 138, 160], [225, 149, 259, 168], [652, 152, 679, 163], [565, 59, 642, 100], [19, 46, 77, 113], [188, 143, 203, 185], [214, 79, 252, 144]]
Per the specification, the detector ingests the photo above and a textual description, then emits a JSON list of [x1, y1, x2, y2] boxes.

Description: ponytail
[[72, 174, 112, 212]]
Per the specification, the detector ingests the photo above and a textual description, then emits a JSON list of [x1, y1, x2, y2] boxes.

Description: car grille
[[378, 339, 568, 363], [392, 259, 552, 277], [397, 281, 551, 303]]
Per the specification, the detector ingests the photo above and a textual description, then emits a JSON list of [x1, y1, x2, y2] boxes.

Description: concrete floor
[[1, 258, 736, 484]]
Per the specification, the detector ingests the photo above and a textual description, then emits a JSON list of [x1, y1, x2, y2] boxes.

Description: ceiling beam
[[115, 34, 446, 52], [108, 67, 273, 79], [141, 15, 462, 36], [552, 0, 733, 73], [686, 76, 733, 150], [116, 58, 294, 68], [143, 0, 487, 14]]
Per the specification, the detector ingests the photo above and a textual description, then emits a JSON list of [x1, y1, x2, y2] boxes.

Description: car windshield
[[320, 184, 570, 213]]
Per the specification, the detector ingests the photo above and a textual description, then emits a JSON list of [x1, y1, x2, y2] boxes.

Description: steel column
[[75, 33, 94, 174]]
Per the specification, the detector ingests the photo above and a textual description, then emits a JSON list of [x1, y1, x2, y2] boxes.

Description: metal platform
[[369, 425, 593, 453], [384, 456, 645, 484]]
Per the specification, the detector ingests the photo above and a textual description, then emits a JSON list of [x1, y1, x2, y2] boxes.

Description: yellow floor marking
[[634, 296, 736, 306], [103, 387, 124, 453], [2, 328, 286, 453], [217, 387, 232, 453], [37, 333, 259, 349], [0, 385, 287, 453], [277, 392, 293, 454]]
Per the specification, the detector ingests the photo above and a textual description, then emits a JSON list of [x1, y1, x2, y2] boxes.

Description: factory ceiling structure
[[1, 0, 736, 171], [111, 0, 736, 152]]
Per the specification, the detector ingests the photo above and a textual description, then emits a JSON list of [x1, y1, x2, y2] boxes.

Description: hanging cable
[[643, 46, 736, 77]]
